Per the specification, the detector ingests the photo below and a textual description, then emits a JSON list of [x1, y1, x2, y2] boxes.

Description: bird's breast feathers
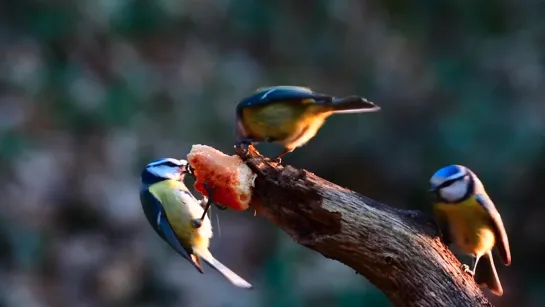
[[434, 197, 496, 256], [148, 180, 213, 242], [240, 104, 303, 140], [240, 103, 330, 147]]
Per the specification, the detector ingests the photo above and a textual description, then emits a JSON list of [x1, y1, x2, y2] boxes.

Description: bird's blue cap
[[434, 165, 466, 178], [146, 158, 187, 167], [429, 164, 467, 191]]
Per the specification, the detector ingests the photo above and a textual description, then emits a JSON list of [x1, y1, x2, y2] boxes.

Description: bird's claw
[[461, 264, 475, 276], [190, 179, 218, 229], [203, 179, 217, 198], [270, 148, 290, 164], [205, 184, 226, 210], [235, 139, 253, 158], [205, 181, 228, 210]]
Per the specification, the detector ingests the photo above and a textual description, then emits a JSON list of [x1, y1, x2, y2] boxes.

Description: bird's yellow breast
[[241, 102, 332, 148], [434, 197, 496, 257], [149, 180, 210, 249]]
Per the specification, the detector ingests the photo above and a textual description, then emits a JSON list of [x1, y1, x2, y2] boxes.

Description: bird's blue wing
[[475, 194, 511, 266], [236, 86, 332, 111], [142, 191, 204, 273]]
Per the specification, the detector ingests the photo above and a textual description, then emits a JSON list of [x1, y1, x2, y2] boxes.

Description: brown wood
[[235, 144, 493, 307]]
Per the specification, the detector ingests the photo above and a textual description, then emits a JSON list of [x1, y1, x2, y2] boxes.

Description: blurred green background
[[0, 1, 544, 306]]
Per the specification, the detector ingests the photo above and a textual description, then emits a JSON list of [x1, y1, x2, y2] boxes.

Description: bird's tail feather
[[329, 96, 380, 114], [198, 250, 253, 289], [474, 251, 503, 296]]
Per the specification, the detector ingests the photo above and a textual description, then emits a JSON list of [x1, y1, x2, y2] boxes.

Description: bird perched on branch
[[429, 165, 511, 296], [139, 158, 252, 289], [235, 85, 380, 161]]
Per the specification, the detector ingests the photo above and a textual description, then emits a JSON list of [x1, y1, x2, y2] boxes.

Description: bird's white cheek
[[440, 181, 467, 202], [150, 166, 181, 180]]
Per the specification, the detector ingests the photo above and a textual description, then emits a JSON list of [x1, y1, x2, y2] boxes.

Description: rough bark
[[235, 144, 493, 307]]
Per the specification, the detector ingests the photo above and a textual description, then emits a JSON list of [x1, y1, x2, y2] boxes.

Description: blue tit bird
[[235, 85, 380, 161], [429, 165, 511, 296], [139, 158, 252, 289]]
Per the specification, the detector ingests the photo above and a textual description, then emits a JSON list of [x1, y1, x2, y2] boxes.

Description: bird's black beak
[[428, 186, 437, 193], [180, 164, 196, 181]]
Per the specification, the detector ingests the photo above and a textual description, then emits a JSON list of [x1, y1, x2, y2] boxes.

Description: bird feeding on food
[[235, 85, 380, 162]]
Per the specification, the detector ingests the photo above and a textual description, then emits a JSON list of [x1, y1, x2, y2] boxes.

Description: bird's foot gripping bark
[[461, 264, 475, 276], [234, 138, 254, 159]]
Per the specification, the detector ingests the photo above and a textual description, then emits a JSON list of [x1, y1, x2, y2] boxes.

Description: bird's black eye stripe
[[437, 178, 460, 189]]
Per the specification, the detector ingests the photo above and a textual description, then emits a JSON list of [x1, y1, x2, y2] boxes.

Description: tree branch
[[235, 144, 493, 307]]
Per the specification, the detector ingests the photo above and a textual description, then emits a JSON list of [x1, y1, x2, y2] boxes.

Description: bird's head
[[429, 164, 474, 203], [141, 158, 188, 185]]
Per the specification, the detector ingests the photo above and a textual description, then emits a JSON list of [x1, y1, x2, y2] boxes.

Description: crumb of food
[[187, 144, 256, 211]]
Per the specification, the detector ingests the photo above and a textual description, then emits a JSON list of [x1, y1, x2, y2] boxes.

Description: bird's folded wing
[[236, 87, 332, 110], [476, 194, 511, 266], [149, 197, 204, 273]]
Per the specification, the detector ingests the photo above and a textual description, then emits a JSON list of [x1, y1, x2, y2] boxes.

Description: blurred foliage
[[0, 0, 544, 306]]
